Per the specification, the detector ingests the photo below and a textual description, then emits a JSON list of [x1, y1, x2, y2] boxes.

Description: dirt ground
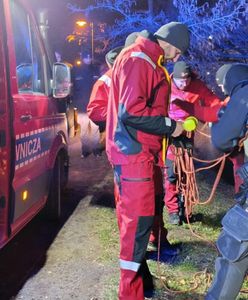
[[14, 196, 118, 300], [15, 141, 118, 300]]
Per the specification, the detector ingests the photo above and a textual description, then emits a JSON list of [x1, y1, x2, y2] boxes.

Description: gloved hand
[[171, 135, 193, 150]]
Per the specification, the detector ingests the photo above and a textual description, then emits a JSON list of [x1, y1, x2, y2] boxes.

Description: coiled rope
[[155, 123, 238, 296]]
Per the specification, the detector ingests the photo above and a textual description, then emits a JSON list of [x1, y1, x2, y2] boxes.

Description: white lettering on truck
[[16, 137, 42, 161], [15, 126, 53, 170]]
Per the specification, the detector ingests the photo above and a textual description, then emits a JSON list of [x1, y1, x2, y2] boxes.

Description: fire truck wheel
[[43, 155, 62, 220]]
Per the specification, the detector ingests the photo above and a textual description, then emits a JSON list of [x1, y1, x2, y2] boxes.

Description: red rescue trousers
[[113, 161, 167, 300], [149, 165, 167, 243], [164, 153, 179, 214]]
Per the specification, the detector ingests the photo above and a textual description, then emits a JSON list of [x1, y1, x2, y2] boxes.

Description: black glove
[[171, 136, 193, 150]]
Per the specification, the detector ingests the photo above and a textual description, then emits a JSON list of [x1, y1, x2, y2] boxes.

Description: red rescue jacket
[[169, 76, 223, 123], [106, 35, 176, 166], [87, 69, 112, 131]]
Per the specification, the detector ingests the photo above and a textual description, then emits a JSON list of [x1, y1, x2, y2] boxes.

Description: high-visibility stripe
[[119, 259, 140, 272], [130, 52, 156, 69], [99, 74, 111, 87], [16, 126, 53, 140], [165, 117, 172, 127]]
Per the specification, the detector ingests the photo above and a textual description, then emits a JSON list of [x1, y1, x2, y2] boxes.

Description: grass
[[87, 168, 248, 299], [87, 206, 119, 262]]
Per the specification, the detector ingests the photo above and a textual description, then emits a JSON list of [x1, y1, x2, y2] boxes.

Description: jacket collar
[[135, 34, 164, 64]]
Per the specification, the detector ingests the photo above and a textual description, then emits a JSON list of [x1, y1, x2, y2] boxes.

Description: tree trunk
[[148, 0, 153, 17]]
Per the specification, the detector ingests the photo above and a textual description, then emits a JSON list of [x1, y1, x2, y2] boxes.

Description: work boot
[[183, 213, 203, 223], [92, 146, 104, 157], [160, 240, 181, 256], [147, 240, 181, 256], [146, 242, 181, 263], [168, 213, 181, 225], [81, 151, 91, 158]]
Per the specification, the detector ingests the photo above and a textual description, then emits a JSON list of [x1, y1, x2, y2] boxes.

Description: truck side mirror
[[52, 63, 71, 98]]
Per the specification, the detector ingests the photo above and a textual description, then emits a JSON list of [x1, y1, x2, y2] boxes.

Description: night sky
[[30, 0, 84, 62], [29, 0, 163, 62]]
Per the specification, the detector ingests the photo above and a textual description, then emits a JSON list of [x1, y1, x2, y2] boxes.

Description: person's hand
[[172, 136, 193, 150], [171, 121, 184, 137]]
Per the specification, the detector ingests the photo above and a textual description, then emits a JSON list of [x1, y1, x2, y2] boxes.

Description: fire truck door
[[7, 1, 54, 225]]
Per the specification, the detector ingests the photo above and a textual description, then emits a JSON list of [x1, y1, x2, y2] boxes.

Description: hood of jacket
[[223, 63, 248, 96], [139, 29, 158, 44]]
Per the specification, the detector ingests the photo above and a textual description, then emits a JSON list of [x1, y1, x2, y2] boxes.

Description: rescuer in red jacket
[[86, 46, 123, 155], [164, 61, 243, 225], [86, 33, 140, 156], [87, 46, 125, 131], [106, 22, 190, 300], [87, 32, 171, 252]]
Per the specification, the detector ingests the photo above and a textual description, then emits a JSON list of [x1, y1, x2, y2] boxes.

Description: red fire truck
[[0, 0, 74, 248]]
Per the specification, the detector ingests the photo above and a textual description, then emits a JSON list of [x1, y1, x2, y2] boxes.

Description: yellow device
[[183, 116, 198, 132]]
